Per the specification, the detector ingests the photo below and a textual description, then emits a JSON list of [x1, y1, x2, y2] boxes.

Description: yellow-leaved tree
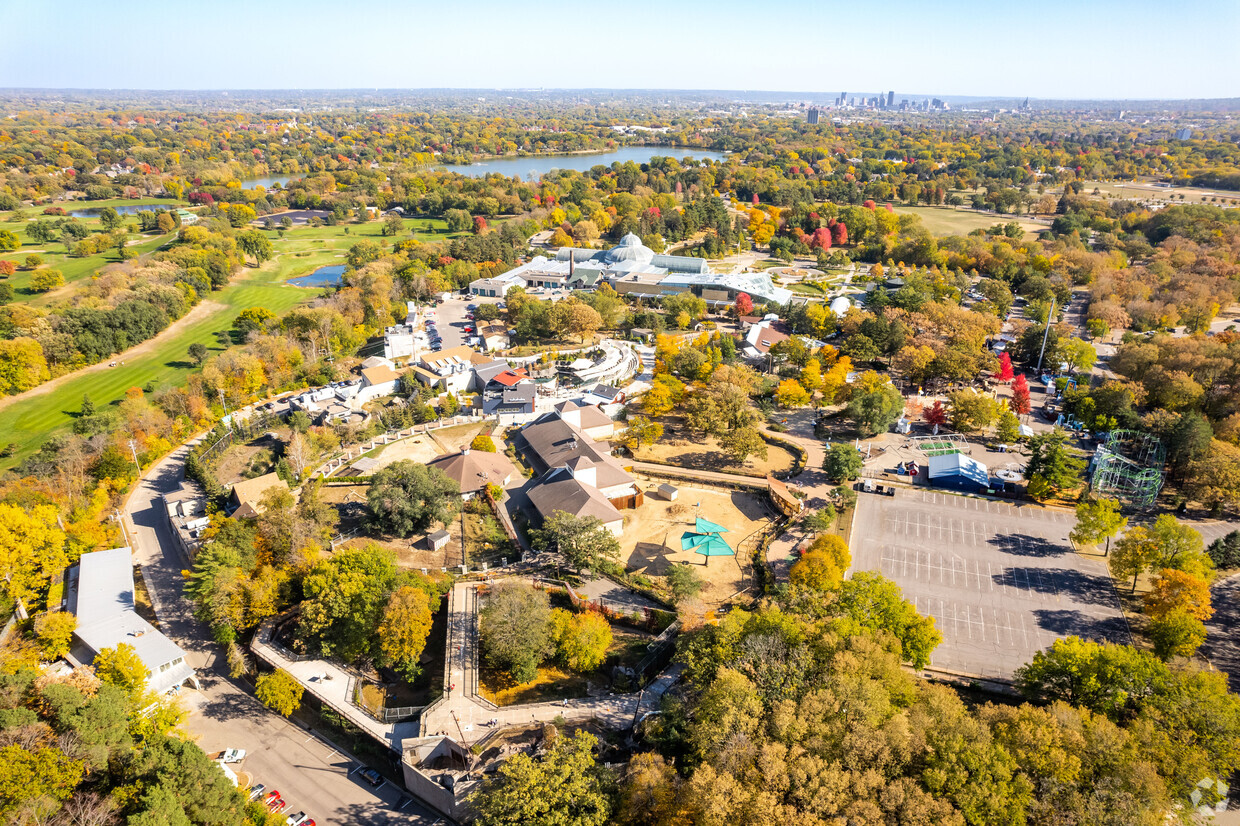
[[0, 504, 67, 606]]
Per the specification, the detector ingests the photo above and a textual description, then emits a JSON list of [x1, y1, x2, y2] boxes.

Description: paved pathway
[[419, 580, 677, 745]]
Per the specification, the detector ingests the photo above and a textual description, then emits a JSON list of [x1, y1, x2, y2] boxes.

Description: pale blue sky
[[2, 0, 1236, 99]]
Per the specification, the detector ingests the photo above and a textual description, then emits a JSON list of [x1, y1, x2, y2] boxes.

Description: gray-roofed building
[[161, 481, 208, 560], [527, 467, 625, 536], [516, 414, 638, 535], [427, 530, 451, 551], [552, 399, 616, 440], [69, 547, 197, 695]]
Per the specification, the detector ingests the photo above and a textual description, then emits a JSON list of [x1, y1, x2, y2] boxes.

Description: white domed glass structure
[[606, 233, 656, 265], [830, 295, 852, 315]]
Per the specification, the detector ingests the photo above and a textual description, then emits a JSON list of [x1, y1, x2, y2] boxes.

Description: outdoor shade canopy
[[692, 535, 735, 557], [695, 516, 729, 534]]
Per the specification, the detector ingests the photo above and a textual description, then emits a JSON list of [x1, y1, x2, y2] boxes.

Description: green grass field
[[1074, 179, 1240, 204], [0, 266, 308, 469], [0, 214, 478, 468], [893, 206, 1047, 238]]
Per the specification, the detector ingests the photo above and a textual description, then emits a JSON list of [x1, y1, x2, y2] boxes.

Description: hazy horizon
[[3, 0, 1237, 100]]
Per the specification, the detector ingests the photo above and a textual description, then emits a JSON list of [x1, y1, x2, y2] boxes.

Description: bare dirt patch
[[368, 433, 444, 470], [632, 416, 795, 477], [621, 477, 777, 603]]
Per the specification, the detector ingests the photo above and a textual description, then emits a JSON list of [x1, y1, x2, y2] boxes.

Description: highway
[[124, 444, 440, 825]]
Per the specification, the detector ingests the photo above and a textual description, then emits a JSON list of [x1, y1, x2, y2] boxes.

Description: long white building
[[496, 234, 792, 306]]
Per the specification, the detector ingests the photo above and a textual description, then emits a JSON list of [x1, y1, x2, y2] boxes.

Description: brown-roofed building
[[357, 363, 404, 403], [516, 414, 639, 535], [552, 400, 616, 440], [228, 472, 289, 516], [416, 346, 476, 393], [426, 448, 517, 498]]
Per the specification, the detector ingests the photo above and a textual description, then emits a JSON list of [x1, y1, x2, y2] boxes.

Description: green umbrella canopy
[[693, 535, 735, 557], [695, 516, 729, 534], [680, 532, 715, 551]]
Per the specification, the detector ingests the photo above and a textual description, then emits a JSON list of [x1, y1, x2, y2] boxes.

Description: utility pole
[[1035, 295, 1056, 374], [218, 388, 230, 426], [127, 439, 140, 471]]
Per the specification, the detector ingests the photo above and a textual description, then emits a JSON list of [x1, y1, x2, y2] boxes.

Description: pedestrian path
[[418, 580, 675, 745]]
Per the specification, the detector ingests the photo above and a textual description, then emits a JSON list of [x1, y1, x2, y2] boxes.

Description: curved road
[[124, 444, 437, 825]]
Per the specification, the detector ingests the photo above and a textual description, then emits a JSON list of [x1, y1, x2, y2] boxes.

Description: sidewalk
[[251, 621, 419, 750]]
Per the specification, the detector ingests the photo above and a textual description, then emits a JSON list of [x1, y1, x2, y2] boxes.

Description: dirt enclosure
[[632, 418, 796, 477], [621, 476, 777, 603]]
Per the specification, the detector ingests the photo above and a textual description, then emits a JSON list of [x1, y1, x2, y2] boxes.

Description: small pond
[[288, 264, 345, 288], [66, 203, 172, 218]]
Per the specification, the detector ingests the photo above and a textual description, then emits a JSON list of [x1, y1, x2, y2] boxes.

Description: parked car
[[286, 813, 308, 825], [247, 784, 265, 801], [268, 799, 287, 813], [219, 748, 246, 763], [358, 768, 384, 787], [264, 791, 281, 804]]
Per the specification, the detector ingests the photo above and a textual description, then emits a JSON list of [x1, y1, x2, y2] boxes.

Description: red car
[[268, 798, 287, 813], [264, 791, 281, 804]]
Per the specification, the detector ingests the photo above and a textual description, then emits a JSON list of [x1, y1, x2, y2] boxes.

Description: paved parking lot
[[852, 489, 1130, 680]]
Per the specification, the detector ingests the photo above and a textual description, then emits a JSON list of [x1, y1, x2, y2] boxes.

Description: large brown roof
[[229, 472, 289, 510], [528, 468, 623, 525], [426, 449, 517, 493], [518, 416, 630, 487]]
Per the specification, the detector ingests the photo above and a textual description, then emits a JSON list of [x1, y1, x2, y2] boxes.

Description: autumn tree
[[469, 731, 612, 826], [1070, 497, 1127, 556], [1143, 568, 1212, 622], [733, 292, 753, 317], [1009, 374, 1031, 415], [947, 389, 1002, 433], [790, 534, 851, 591], [93, 643, 150, 694], [367, 461, 461, 536], [775, 378, 810, 408], [378, 584, 438, 678], [255, 669, 304, 717], [620, 415, 663, 451], [550, 609, 612, 672], [923, 399, 948, 433]]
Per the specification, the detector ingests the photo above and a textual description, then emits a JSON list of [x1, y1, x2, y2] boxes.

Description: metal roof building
[[70, 547, 197, 695], [927, 453, 990, 492]]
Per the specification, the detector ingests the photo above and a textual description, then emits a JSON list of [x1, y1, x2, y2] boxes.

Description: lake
[[67, 203, 172, 218], [242, 174, 301, 189], [438, 146, 727, 179], [288, 264, 344, 288], [240, 148, 725, 189]]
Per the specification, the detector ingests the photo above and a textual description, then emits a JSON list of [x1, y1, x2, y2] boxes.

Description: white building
[[469, 272, 527, 297], [356, 364, 404, 404], [69, 547, 198, 695]]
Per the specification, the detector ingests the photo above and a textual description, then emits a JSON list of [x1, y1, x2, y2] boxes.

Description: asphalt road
[[851, 488, 1130, 680], [1204, 574, 1240, 694], [125, 445, 440, 825]]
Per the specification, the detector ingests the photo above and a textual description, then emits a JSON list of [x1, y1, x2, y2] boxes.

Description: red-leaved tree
[[473, 216, 488, 234], [734, 293, 754, 317], [997, 351, 1014, 382], [831, 222, 848, 246], [809, 227, 832, 251], [863, 200, 876, 210], [1010, 374, 1031, 415], [924, 400, 948, 433], [752, 193, 760, 206]]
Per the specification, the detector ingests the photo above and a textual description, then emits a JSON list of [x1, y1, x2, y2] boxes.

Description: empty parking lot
[[851, 489, 1129, 680]]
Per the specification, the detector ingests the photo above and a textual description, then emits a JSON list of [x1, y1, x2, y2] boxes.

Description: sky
[[2, 0, 1237, 100]]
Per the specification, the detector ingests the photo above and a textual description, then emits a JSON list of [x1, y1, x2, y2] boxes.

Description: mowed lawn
[[0, 212, 487, 467], [893, 205, 1047, 237]]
